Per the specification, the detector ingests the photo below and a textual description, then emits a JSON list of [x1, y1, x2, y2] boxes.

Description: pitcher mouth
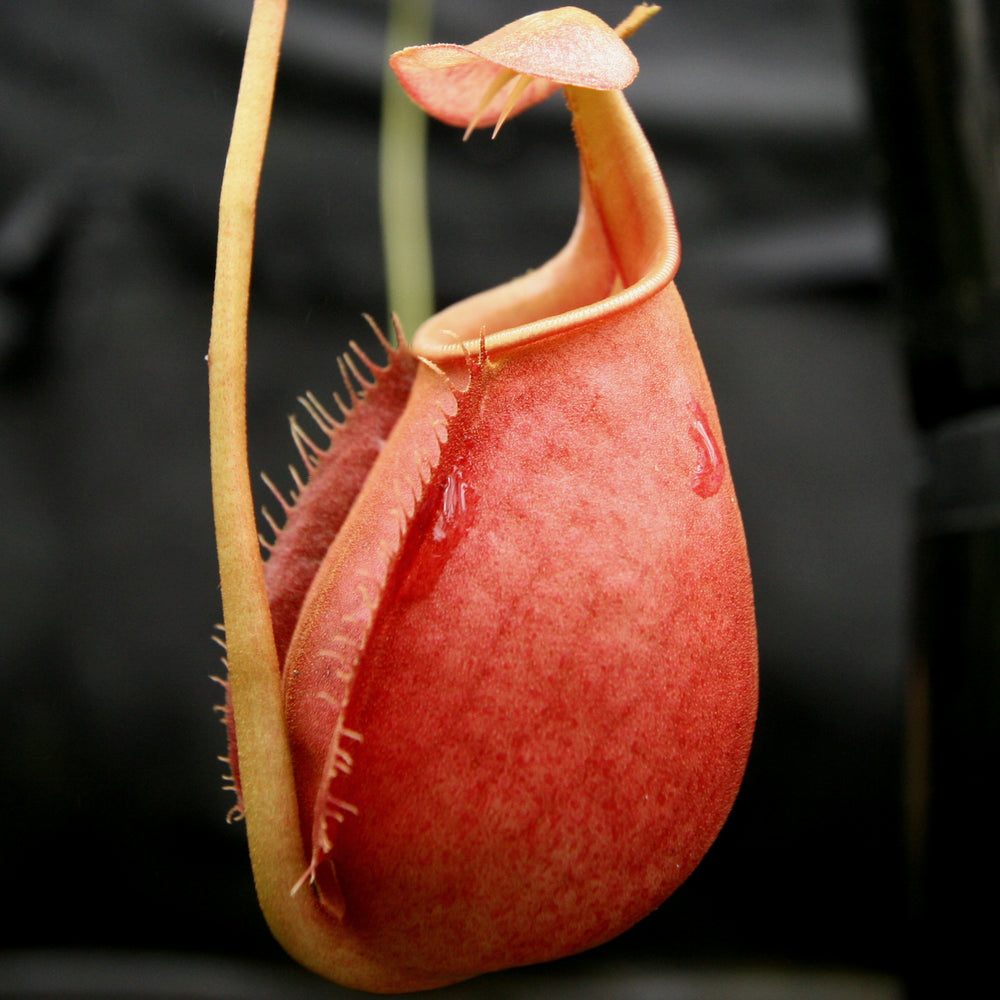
[[411, 85, 680, 363]]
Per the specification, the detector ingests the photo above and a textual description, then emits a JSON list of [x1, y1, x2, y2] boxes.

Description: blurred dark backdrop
[[1, 0, 922, 995]]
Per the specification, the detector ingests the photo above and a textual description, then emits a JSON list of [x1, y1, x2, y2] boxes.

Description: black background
[[1, 1, 915, 994]]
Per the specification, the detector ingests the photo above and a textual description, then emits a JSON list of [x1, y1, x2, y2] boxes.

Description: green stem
[[380, 0, 435, 338]]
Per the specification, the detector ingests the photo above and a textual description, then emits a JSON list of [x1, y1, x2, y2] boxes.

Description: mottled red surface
[[261, 281, 755, 985], [226, 7, 756, 990]]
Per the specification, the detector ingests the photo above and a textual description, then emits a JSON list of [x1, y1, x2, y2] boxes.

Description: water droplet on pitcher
[[689, 402, 725, 498], [433, 468, 468, 541]]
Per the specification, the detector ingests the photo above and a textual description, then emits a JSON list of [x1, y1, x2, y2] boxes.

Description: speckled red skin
[[223, 9, 757, 990], [259, 281, 755, 985]]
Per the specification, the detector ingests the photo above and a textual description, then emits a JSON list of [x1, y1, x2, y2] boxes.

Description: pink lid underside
[[390, 7, 638, 129]]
